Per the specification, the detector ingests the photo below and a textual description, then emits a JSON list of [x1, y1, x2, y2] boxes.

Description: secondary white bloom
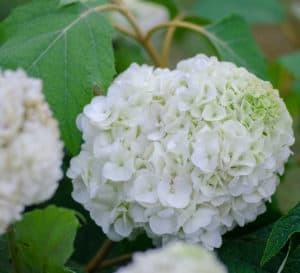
[[68, 55, 294, 249], [110, 0, 169, 33], [0, 69, 63, 234], [115, 242, 227, 273]]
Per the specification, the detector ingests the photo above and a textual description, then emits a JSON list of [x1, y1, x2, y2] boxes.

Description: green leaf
[[218, 226, 284, 273], [46, 264, 76, 273], [205, 15, 267, 79], [68, 265, 87, 273], [267, 61, 293, 92], [145, 0, 178, 18], [261, 202, 300, 265], [190, 0, 285, 24], [283, 245, 300, 273], [0, 235, 11, 273], [279, 51, 300, 79], [114, 38, 147, 73], [44, 173, 107, 265], [14, 205, 80, 273], [0, 0, 30, 22], [59, 0, 81, 7], [0, 0, 115, 155]]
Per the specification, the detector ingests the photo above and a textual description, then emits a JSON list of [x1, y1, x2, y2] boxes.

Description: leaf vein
[[28, 6, 95, 70]]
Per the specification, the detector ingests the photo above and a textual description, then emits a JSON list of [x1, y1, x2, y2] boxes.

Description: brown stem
[[91, 4, 161, 66], [92, 4, 144, 38], [113, 24, 161, 66], [7, 226, 23, 273], [98, 254, 132, 269], [84, 239, 113, 273], [280, 23, 300, 48], [71, 3, 161, 66], [146, 20, 208, 44], [161, 14, 185, 67], [113, 24, 138, 40], [139, 37, 162, 67]]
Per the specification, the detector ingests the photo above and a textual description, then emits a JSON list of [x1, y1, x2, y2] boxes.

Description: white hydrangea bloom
[[68, 54, 294, 249], [115, 242, 227, 273], [0, 69, 63, 234], [110, 0, 169, 33]]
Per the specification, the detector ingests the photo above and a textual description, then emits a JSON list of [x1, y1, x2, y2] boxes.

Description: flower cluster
[[68, 54, 294, 249], [0, 69, 63, 234], [110, 0, 169, 33], [115, 242, 227, 273]]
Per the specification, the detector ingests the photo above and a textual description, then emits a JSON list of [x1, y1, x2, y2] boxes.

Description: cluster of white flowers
[[68, 54, 294, 249], [115, 242, 227, 273], [0, 69, 63, 234], [110, 0, 169, 33]]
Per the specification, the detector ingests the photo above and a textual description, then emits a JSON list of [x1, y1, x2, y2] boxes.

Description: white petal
[[242, 193, 261, 203], [258, 176, 278, 198], [192, 129, 219, 173], [114, 216, 133, 237], [157, 177, 192, 208], [129, 204, 147, 223], [84, 96, 111, 123], [202, 102, 227, 121], [71, 177, 89, 204], [102, 161, 133, 181], [149, 215, 177, 235], [184, 208, 217, 234], [132, 172, 158, 204], [191, 148, 218, 173], [222, 120, 248, 137], [201, 230, 222, 249]]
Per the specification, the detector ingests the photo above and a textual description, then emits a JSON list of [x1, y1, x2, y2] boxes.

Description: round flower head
[[0, 69, 63, 234], [110, 0, 169, 33], [68, 54, 294, 249], [115, 242, 227, 273]]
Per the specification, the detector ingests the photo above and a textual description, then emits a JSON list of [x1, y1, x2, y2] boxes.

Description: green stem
[[277, 241, 292, 273], [7, 226, 23, 273]]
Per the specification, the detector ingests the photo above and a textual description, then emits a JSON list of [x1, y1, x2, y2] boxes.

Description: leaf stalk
[[7, 225, 23, 273]]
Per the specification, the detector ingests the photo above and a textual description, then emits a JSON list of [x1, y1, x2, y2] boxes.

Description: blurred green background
[[0, 0, 299, 214], [0, 0, 29, 19]]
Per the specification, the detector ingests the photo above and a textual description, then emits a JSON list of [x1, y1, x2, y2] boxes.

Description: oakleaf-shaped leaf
[[0, 0, 115, 155]]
